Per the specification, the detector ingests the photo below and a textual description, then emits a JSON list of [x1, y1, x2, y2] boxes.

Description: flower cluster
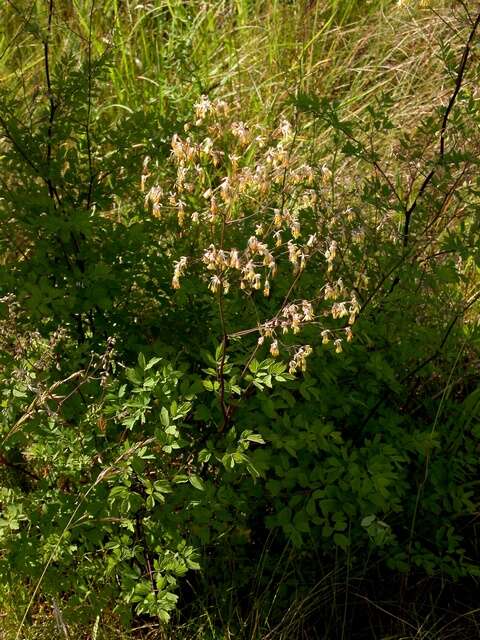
[[172, 256, 188, 290], [141, 96, 359, 372], [288, 345, 313, 374], [257, 299, 315, 345], [144, 184, 163, 217]]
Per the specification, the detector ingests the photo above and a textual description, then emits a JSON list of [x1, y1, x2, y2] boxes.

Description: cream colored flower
[[270, 339, 279, 357], [209, 275, 222, 293]]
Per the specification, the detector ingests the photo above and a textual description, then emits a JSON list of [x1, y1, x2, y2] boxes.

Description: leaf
[[172, 474, 189, 484], [333, 533, 349, 549], [154, 480, 172, 494], [145, 356, 162, 370], [189, 475, 205, 491], [245, 433, 265, 444], [260, 395, 275, 418], [160, 407, 170, 427], [249, 359, 260, 373], [126, 368, 142, 385], [215, 344, 224, 362], [361, 515, 376, 528], [198, 449, 211, 463], [270, 362, 287, 375], [138, 353, 146, 370], [165, 425, 178, 436], [246, 462, 261, 478], [277, 507, 292, 526], [293, 511, 311, 533], [123, 416, 137, 430]]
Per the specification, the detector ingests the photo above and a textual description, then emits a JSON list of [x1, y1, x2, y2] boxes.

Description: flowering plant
[[144, 96, 359, 382]]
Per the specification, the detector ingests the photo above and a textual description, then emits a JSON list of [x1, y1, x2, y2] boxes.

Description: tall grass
[[0, 1, 455, 124]]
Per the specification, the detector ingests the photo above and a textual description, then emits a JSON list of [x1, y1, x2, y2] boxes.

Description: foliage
[[1, 1, 480, 639]]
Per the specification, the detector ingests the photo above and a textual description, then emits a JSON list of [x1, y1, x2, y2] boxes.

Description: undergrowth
[[1, 1, 480, 639]]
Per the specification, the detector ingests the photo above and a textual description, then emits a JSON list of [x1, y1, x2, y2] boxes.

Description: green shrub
[[1, 1, 480, 637]]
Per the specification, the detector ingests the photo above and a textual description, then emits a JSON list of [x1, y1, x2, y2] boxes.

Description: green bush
[[1, 1, 480, 637]]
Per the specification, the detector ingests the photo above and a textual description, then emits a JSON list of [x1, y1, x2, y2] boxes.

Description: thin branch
[[402, 9, 480, 248], [0, 115, 41, 176], [440, 12, 480, 159], [44, 0, 57, 201], [85, 0, 95, 210], [0, 455, 42, 482], [217, 290, 231, 432], [360, 289, 480, 430], [217, 215, 231, 432], [0, 1, 36, 62]]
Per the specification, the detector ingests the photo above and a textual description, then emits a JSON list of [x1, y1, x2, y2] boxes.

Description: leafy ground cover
[[1, 1, 480, 638]]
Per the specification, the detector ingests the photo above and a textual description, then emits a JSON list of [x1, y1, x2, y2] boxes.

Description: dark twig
[[44, 0, 57, 201], [361, 290, 480, 430], [440, 13, 480, 160], [0, 455, 41, 482], [402, 9, 480, 249], [217, 291, 231, 432], [85, 0, 95, 210]]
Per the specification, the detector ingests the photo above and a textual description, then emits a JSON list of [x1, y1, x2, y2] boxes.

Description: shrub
[[1, 1, 480, 637]]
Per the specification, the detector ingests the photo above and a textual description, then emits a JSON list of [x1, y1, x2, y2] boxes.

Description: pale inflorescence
[[142, 96, 359, 371]]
